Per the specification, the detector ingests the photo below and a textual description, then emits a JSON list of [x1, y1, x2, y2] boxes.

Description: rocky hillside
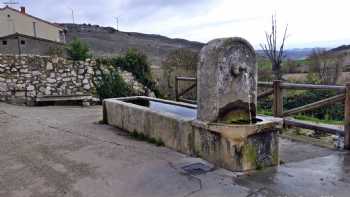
[[60, 23, 204, 67]]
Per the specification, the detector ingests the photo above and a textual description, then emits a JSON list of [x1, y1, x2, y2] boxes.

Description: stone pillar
[[197, 37, 257, 123]]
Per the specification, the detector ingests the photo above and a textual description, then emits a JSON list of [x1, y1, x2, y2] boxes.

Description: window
[[7, 14, 10, 18], [2, 40, 7, 45], [20, 40, 25, 45]]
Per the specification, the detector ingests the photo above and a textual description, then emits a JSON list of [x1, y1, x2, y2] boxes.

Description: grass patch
[[257, 109, 343, 125], [294, 114, 343, 125], [129, 130, 165, 146], [257, 109, 273, 116]]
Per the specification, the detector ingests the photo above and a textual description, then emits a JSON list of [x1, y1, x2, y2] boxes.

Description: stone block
[[27, 85, 35, 91], [19, 68, 28, 73], [16, 84, 25, 89], [46, 62, 53, 70], [63, 78, 71, 82], [82, 79, 89, 84], [104, 97, 281, 171], [83, 84, 91, 90], [39, 87, 46, 92], [47, 78, 56, 83], [197, 37, 257, 123], [15, 91, 25, 97]]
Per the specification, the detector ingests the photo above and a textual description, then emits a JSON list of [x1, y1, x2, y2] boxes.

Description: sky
[[5, 0, 350, 49]]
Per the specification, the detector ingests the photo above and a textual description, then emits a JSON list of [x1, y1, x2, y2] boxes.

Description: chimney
[[20, 6, 25, 14]]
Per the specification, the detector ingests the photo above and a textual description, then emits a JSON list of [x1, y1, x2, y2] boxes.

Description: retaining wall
[[0, 55, 95, 105]]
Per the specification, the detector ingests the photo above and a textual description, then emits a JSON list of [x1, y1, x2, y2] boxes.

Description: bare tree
[[260, 15, 288, 80]]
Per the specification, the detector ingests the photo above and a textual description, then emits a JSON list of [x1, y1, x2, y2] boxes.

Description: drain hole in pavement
[[181, 163, 212, 175]]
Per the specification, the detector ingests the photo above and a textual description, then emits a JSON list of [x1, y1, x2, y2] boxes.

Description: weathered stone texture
[[197, 37, 257, 123], [0, 55, 96, 104], [104, 96, 282, 171], [0, 55, 155, 104]]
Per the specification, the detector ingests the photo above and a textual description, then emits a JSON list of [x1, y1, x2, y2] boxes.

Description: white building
[[0, 6, 65, 43]]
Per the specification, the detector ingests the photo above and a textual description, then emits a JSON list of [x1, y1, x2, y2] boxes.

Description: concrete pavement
[[0, 103, 349, 197]]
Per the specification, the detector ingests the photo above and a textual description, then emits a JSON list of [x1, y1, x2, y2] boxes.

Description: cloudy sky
[[7, 0, 350, 49]]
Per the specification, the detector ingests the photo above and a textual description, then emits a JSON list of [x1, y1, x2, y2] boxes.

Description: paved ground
[[0, 103, 350, 197]]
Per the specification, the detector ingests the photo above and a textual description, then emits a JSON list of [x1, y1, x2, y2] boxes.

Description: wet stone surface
[[0, 102, 349, 197]]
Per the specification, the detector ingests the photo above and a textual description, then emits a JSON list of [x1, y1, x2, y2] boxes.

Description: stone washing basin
[[103, 96, 283, 171]]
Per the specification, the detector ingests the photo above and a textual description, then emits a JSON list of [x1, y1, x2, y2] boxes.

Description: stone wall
[[0, 55, 95, 105], [0, 54, 155, 105]]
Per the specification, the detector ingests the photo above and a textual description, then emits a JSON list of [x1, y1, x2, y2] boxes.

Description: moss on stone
[[243, 143, 257, 168], [129, 130, 164, 147], [272, 148, 279, 165], [220, 110, 250, 124]]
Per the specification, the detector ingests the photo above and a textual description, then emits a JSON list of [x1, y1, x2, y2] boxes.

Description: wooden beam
[[175, 76, 196, 81], [283, 94, 345, 117], [280, 83, 345, 91], [35, 95, 92, 102], [178, 97, 197, 104], [344, 83, 350, 149], [258, 81, 346, 91], [257, 89, 273, 99], [258, 81, 273, 87], [273, 80, 283, 117], [284, 119, 344, 136], [178, 83, 196, 98]]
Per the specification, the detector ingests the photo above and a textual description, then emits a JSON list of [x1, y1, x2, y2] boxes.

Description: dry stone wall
[[0, 55, 155, 105], [0, 55, 95, 105]]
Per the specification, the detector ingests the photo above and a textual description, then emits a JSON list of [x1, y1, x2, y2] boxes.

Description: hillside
[[256, 48, 316, 60], [62, 23, 325, 66], [330, 45, 350, 53], [60, 23, 204, 67]]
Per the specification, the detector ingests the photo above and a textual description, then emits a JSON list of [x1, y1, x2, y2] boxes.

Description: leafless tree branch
[[260, 15, 288, 80]]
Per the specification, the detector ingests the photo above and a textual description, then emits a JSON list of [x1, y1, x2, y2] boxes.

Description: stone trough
[[103, 37, 283, 171]]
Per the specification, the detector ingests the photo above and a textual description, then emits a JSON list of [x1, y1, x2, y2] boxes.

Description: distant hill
[[60, 23, 204, 67], [328, 45, 350, 70], [256, 48, 317, 60], [329, 45, 350, 53], [61, 23, 333, 63]]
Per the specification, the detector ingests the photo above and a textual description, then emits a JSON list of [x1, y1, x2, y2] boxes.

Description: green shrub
[[66, 37, 90, 61], [96, 49, 161, 97], [95, 69, 133, 101], [118, 49, 154, 88], [258, 89, 344, 121]]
